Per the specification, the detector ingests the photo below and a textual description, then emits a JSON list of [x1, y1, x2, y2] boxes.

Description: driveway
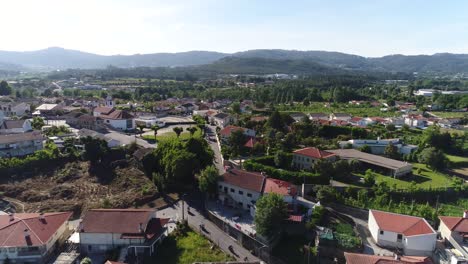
[[205, 125, 225, 174], [327, 204, 394, 256], [157, 199, 259, 262]]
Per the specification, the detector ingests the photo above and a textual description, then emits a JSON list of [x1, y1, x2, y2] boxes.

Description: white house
[[219, 125, 256, 143], [330, 113, 352, 121], [368, 210, 436, 256], [439, 212, 468, 259], [262, 178, 297, 204], [0, 102, 31, 117], [0, 119, 33, 134], [78, 129, 121, 148], [218, 169, 266, 213], [292, 147, 337, 170], [0, 131, 44, 157], [79, 209, 169, 258], [212, 113, 235, 128], [0, 212, 72, 264], [93, 107, 134, 130], [338, 138, 418, 155]]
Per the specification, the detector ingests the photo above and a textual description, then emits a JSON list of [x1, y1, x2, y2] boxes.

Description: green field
[[446, 154, 468, 164], [439, 199, 468, 216], [276, 102, 397, 117], [431, 111, 467, 118], [354, 163, 455, 189], [153, 231, 233, 264]]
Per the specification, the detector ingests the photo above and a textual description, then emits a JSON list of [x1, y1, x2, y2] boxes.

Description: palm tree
[[151, 125, 160, 140], [186, 127, 197, 137], [173, 127, 183, 138], [137, 124, 145, 136]]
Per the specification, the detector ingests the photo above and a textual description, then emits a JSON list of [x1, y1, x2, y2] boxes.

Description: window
[[224, 187, 228, 193], [238, 202, 243, 207], [247, 205, 251, 209], [219, 185, 222, 189], [379, 230, 384, 235], [88, 245, 92, 252], [397, 234, 403, 241], [230, 188, 235, 193], [238, 190, 244, 195], [247, 193, 252, 197]]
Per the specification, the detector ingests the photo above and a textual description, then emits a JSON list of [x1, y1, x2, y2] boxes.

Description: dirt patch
[[0, 161, 164, 218]]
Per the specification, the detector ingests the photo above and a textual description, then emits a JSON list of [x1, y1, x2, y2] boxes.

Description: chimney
[[39, 213, 45, 221], [394, 254, 400, 261], [8, 213, 14, 222], [139, 223, 144, 233], [463, 211, 468, 218], [24, 229, 30, 238]]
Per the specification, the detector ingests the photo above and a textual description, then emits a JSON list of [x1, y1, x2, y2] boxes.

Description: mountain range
[[1, 47, 468, 74]]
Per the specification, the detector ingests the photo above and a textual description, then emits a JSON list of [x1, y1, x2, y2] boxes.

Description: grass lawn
[[431, 111, 467, 118], [446, 154, 468, 165], [440, 199, 468, 216], [353, 163, 455, 189], [273, 234, 311, 264], [153, 231, 233, 264]]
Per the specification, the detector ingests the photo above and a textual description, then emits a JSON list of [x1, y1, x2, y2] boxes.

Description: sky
[[1, 0, 468, 57]]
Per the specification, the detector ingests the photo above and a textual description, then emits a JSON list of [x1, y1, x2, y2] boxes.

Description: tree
[[274, 151, 291, 169], [198, 165, 219, 197], [137, 124, 145, 135], [358, 145, 371, 153], [268, 110, 283, 130], [384, 143, 400, 159], [186, 127, 197, 137], [173, 127, 183, 138], [80, 257, 92, 264], [81, 136, 110, 165], [151, 125, 160, 139], [418, 147, 448, 171], [315, 186, 336, 203], [254, 193, 288, 237], [364, 169, 376, 186], [0, 80, 12, 96], [31, 117, 45, 130], [231, 102, 241, 115]]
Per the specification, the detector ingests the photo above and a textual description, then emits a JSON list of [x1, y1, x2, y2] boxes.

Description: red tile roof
[[439, 216, 468, 233], [344, 252, 433, 264], [219, 125, 245, 137], [81, 209, 158, 238], [0, 212, 72, 247], [94, 106, 114, 115], [100, 109, 134, 120], [263, 178, 297, 196], [221, 169, 266, 192], [293, 147, 336, 159], [370, 210, 435, 236]]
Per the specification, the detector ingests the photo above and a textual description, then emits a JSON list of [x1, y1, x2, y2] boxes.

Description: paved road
[[205, 125, 225, 174], [157, 199, 259, 262], [327, 204, 394, 256]]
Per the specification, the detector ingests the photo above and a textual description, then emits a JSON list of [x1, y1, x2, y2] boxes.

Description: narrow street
[[157, 199, 260, 262]]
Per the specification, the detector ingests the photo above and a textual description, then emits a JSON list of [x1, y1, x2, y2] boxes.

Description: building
[[368, 210, 436, 256], [338, 138, 418, 155], [263, 178, 297, 204], [0, 131, 44, 157], [219, 125, 255, 143], [292, 147, 336, 170], [330, 113, 352, 121], [79, 209, 169, 258], [327, 149, 413, 177], [93, 107, 134, 130], [66, 114, 104, 131], [0, 212, 72, 264], [33, 104, 59, 116], [344, 252, 433, 264], [0, 102, 31, 117], [439, 212, 468, 260], [78, 129, 121, 148], [212, 113, 235, 128], [218, 169, 266, 212], [0, 119, 33, 134], [290, 112, 307, 122], [134, 116, 165, 128], [308, 113, 328, 121]]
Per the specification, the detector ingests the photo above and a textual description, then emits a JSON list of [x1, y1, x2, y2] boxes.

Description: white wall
[[80, 233, 145, 253], [404, 233, 436, 256], [218, 182, 261, 210]]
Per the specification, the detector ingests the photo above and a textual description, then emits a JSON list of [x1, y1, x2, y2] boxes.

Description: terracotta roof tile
[[0, 212, 72, 247], [370, 210, 435, 236], [263, 178, 297, 196], [344, 252, 433, 264], [219, 125, 245, 136], [221, 169, 265, 192], [439, 216, 468, 233], [293, 147, 336, 159]]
